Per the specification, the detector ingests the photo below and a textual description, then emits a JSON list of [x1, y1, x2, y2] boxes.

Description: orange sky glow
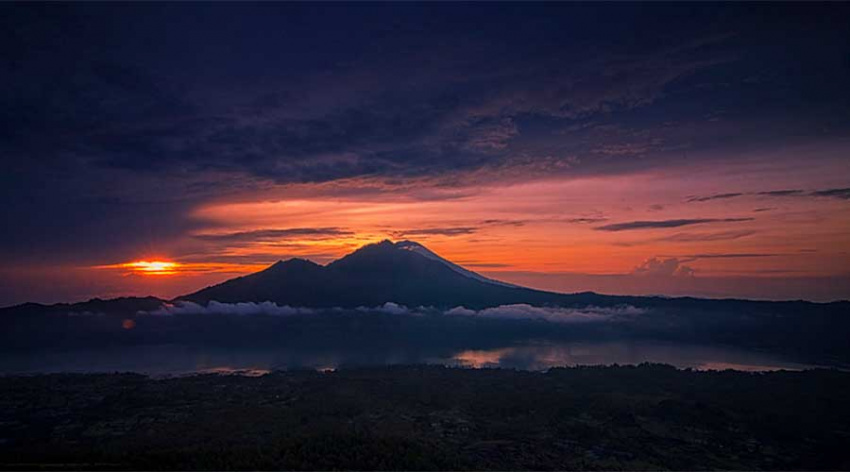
[[79, 154, 850, 303]]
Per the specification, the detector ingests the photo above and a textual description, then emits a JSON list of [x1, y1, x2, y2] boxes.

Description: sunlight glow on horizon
[[121, 261, 180, 275], [94, 260, 268, 278]]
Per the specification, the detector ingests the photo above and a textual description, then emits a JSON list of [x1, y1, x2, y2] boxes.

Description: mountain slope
[[181, 240, 566, 308], [395, 240, 518, 288], [185, 258, 329, 306]]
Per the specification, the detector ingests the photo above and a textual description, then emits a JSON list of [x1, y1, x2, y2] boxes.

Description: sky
[[2, 3, 849, 305]]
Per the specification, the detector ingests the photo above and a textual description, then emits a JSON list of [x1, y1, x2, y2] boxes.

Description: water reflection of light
[[0, 341, 828, 375], [454, 348, 513, 368], [450, 342, 822, 372]]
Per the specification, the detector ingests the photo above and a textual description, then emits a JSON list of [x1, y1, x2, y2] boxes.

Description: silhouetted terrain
[[181, 240, 567, 308], [2, 241, 849, 369], [2, 365, 849, 470]]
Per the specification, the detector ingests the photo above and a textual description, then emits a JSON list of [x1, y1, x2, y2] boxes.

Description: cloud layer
[[146, 301, 315, 317], [445, 304, 645, 323], [633, 258, 696, 277], [139, 300, 646, 324], [688, 187, 850, 203], [596, 218, 754, 232]]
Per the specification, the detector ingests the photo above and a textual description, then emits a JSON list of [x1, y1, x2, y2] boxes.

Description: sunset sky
[[2, 3, 849, 305]]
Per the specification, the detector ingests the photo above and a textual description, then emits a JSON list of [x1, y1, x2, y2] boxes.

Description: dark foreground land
[[2, 365, 849, 471]]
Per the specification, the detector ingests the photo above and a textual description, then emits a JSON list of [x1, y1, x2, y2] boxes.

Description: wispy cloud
[[146, 301, 316, 317], [194, 228, 353, 243], [632, 257, 695, 277], [480, 219, 526, 227], [766, 187, 850, 200], [659, 230, 757, 242], [458, 262, 513, 268], [810, 187, 850, 200], [676, 253, 780, 259], [758, 189, 805, 197], [686, 192, 744, 203], [687, 187, 850, 202], [630, 253, 782, 278], [565, 217, 608, 224], [445, 304, 645, 323], [595, 218, 753, 232], [390, 227, 478, 237]]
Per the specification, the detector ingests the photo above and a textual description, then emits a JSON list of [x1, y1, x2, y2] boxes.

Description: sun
[[94, 259, 265, 277], [121, 260, 180, 275]]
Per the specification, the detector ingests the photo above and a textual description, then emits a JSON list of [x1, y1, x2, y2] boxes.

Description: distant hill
[[0, 296, 166, 317]]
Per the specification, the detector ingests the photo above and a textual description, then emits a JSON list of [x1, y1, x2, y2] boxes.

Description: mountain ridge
[[181, 240, 564, 308]]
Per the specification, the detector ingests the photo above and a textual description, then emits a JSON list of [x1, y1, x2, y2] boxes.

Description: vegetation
[[2, 364, 849, 470]]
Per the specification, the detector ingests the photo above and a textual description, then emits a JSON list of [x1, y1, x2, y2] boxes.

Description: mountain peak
[[367, 239, 399, 250], [265, 258, 323, 271], [396, 240, 424, 249], [181, 239, 537, 307], [395, 239, 519, 289], [338, 239, 404, 259]]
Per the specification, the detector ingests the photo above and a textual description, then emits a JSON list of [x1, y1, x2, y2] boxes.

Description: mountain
[[181, 240, 569, 308]]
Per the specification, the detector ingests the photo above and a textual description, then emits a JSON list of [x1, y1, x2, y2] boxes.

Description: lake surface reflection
[[0, 340, 822, 374]]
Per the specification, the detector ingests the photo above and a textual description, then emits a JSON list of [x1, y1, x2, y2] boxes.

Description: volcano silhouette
[[181, 240, 572, 308]]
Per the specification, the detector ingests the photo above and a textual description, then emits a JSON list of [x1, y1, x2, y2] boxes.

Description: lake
[[0, 340, 824, 375]]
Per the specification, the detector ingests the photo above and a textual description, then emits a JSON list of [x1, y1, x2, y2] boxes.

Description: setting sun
[[121, 261, 179, 275]]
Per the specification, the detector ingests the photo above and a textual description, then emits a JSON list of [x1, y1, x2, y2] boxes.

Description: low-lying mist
[[2, 298, 849, 371], [142, 300, 646, 324]]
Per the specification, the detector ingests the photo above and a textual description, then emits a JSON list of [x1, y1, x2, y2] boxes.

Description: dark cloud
[[8, 2, 847, 194], [193, 228, 353, 243], [762, 187, 850, 200], [178, 254, 286, 265], [810, 187, 850, 200], [758, 189, 805, 197], [686, 192, 744, 203], [391, 227, 478, 238], [595, 218, 753, 232], [180, 251, 340, 267], [458, 262, 512, 269], [687, 187, 850, 203], [674, 253, 780, 259], [481, 219, 526, 227], [565, 218, 608, 224], [659, 230, 757, 242]]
